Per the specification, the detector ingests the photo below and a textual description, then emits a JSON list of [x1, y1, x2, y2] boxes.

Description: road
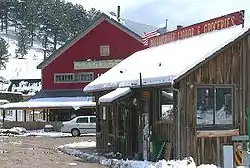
[[0, 135, 104, 168]]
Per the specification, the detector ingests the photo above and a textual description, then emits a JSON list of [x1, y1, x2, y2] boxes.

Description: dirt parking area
[[0, 136, 104, 168]]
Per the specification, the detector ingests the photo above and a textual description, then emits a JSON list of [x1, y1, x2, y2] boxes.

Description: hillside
[[0, 27, 44, 91], [0, 0, 101, 92]]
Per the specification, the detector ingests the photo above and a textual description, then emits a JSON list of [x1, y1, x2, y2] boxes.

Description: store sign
[[74, 59, 123, 70], [149, 10, 245, 47]]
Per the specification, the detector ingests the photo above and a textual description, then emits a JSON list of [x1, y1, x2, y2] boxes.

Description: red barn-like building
[[37, 13, 156, 90], [33, 13, 157, 121]]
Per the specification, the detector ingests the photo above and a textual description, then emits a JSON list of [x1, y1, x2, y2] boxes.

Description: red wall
[[42, 20, 145, 90]]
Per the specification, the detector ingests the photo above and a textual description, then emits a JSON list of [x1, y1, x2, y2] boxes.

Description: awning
[[0, 96, 96, 110], [99, 87, 131, 103], [162, 91, 173, 101]]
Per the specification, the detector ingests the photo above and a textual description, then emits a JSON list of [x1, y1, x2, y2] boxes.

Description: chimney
[[177, 25, 183, 29], [165, 19, 168, 32], [117, 6, 121, 22]]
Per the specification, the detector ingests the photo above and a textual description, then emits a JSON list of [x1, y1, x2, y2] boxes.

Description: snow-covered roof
[[84, 25, 249, 92], [104, 12, 158, 37], [0, 96, 95, 110], [99, 87, 131, 103], [8, 79, 41, 96]]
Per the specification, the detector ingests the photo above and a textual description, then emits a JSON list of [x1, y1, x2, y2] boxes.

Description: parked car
[[61, 115, 96, 137]]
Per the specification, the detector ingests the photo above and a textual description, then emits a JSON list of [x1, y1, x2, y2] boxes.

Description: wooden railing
[[155, 120, 174, 142]]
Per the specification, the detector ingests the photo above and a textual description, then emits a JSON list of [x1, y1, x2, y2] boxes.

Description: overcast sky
[[68, 0, 250, 30]]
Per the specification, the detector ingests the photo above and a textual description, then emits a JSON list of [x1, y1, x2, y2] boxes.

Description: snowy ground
[[0, 127, 218, 167], [0, 127, 96, 138], [58, 141, 218, 168]]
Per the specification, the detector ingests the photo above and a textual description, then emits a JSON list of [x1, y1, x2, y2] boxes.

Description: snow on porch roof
[[99, 87, 131, 103], [84, 25, 249, 92], [0, 96, 96, 110]]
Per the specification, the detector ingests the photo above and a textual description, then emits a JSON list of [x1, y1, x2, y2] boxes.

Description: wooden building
[[33, 11, 157, 120], [28, 10, 158, 121], [93, 88, 174, 161], [173, 26, 250, 166], [83, 10, 248, 166]]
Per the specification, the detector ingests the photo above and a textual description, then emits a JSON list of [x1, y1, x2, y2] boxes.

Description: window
[[76, 117, 88, 123], [196, 85, 234, 127], [100, 45, 110, 56], [90, 117, 96, 123], [157, 89, 173, 121], [54, 72, 94, 83]]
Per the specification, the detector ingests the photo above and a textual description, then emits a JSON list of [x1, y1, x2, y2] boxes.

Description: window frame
[[100, 45, 110, 56], [54, 72, 94, 83], [195, 84, 235, 130]]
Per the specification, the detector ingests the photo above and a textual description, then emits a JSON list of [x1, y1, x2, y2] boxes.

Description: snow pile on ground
[[0, 127, 27, 135], [58, 141, 218, 168], [197, 165, 218, 168], [25, 129, 72, 137], [62, 140, 96, 148], [0, 127, 70, 137]]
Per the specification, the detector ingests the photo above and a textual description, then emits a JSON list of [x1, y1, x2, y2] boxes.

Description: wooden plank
[[196, 129, 239, 138], [246, 35, 250, 134], [216, 137, 220, 166], [201, 137, 204, 164], [164, 142, 172, 161], [242, 39, 246, 134]]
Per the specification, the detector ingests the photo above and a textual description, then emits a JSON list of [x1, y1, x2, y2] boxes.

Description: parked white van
[[61, 116, 96, 137]]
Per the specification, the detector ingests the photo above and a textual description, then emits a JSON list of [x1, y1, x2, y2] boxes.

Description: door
[[76, 117, 90, 133], [89, 116, 96, 133]]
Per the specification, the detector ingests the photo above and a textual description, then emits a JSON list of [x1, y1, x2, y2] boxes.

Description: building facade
[[37, 13, 156, 90]]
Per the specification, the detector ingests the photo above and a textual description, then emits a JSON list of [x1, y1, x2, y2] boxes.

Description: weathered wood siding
[[175, 34, 250, 165]]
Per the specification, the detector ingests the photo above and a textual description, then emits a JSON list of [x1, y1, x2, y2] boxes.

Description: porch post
[[43, 110, 45, 120], [15, 110, 18, 121], [32, 110, 35, 122], [24, 110, 26, 122], [46, 109, 49, 122], [3, 109, 5, 128]]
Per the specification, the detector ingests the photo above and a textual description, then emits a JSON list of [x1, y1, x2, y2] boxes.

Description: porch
[[95, 86, 175, 161]]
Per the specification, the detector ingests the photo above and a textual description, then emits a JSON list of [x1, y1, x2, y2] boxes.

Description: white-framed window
[[100, 45, 110, 56], [54, 72, 94, 83]]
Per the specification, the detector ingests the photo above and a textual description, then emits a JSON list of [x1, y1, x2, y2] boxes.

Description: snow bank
[[58, 141, 218, 168], [25, 129, 72, 137], [0, 126, 27, 135], [61, 141, 96, 148]]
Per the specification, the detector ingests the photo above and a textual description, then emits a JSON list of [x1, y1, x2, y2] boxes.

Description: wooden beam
[[216, 137, 220, 166], [2, 110, 5, 128], [32, 110, 35, 122], [243, 38, 247, 134], [196, 129, 239, 138], [201, 137, 204, 164], [15, 110, 18, 121], [246, 35, 250, 136], [24, 110, 26, 122]]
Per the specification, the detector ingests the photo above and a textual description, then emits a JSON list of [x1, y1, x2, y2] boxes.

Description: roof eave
[[174, 28, 250, 84]]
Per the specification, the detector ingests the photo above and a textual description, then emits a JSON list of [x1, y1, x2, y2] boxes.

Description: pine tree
[[15, 28, 30, 58], [0, 37, 10, 69]]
